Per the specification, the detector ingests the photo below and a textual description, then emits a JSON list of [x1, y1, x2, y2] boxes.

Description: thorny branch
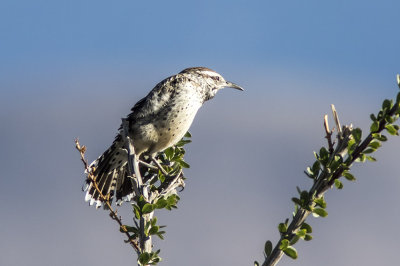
[[74, 139, 140, 253], [262, 98, 400, 266], [261, 106, 347, 266]]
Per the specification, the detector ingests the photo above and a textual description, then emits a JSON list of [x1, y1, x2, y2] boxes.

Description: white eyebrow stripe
[[201, 70, 221, 78]]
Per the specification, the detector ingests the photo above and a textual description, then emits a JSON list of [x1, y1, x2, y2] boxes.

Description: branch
[[258, 77, 400, 266], [74, 139, 140, 253], [120, 119, 152, 257]]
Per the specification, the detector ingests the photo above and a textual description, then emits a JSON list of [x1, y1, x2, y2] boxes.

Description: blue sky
[[1, 1, 400, 266]]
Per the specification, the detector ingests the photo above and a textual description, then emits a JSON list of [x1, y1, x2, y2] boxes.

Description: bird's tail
[[83, 135, 134, 208]]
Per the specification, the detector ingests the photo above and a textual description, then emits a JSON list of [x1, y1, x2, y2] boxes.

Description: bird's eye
[[215, 77, 220, 81]]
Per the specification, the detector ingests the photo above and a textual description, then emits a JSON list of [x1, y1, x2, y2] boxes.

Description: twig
[[74, 139, 140, 253], [158, 169, 184, 195], [331, 104, 342, 136], [324, 114, 334, 154], [139, 160, 159, 170], [151, 157, 171, 177]]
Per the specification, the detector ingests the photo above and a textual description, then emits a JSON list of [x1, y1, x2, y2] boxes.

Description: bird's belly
[[132, 101, 201, 155], [152, 102, 201, 153]]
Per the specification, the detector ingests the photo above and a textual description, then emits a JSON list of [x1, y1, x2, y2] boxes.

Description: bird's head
[[180, 67, 244, 101]]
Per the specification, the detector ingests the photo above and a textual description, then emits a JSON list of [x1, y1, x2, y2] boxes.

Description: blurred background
[[1, 1, 399, 265]]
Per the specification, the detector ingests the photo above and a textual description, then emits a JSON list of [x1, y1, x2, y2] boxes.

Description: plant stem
[[121, 119, 154, 265]]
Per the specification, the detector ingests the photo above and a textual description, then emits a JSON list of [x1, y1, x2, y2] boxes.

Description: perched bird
[[84, 67, 243, 207]]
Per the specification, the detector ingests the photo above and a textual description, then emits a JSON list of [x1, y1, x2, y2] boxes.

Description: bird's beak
[[225, 81, 244, 91]]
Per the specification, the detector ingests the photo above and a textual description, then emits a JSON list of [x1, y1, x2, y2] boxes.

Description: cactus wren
[[84, 67, 243, 207]]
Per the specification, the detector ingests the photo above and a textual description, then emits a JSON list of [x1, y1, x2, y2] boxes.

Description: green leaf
[[142, 203, 155, 214], [312, 161, 320, 175], [372, 133, 388, 141], [156, 231, 165, 240], [158, 172, 166, 183], [148, 250, 162, 264], [313, 208, 328, 217], [370, 121, 379, 132], [149, 226, 159, 235], [304, 234, 313, 241], [133, 204, 141, 219], [184, 131, 192, 138], [283, 246, 298, 259], [155, 199, 168, 209], [292, 197, 302, 206], [329, 155, 342, 171], [334, 179, 343, 189], [279, 239, 289, 250], [138, 252, 151, 265], [342, 172, 356, 181], [264, 240, 273, 257], [370, 113, 377, 121], [314, 197, 327, 208], [368, 140, 381, 149], [300, 191, 309, 201], [179, 160, 190, 168], [382, 99, 393, 110], [176, 139, 192, 147], [164, 147, 174, 160], [167, 195, 178, 206], [356, 153, 366, 162], [385, 124, 398, 135], [319, 147, 329, 163], [363, 148, 376, 154], [386, 116, 395, 124], [352, 128, 362, 143], [296, 229, 307, 238], [301, 223, 312, 233], [290, 235, 300, 245], [254, 262, 260, 266], [278, 223, 287, 233], [366, 156, 377, 162], [137, 195, 146, 209], [347, 138, 357, 154]]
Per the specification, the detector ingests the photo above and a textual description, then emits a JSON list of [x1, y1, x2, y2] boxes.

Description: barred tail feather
[[83, 135, 135, 208]]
